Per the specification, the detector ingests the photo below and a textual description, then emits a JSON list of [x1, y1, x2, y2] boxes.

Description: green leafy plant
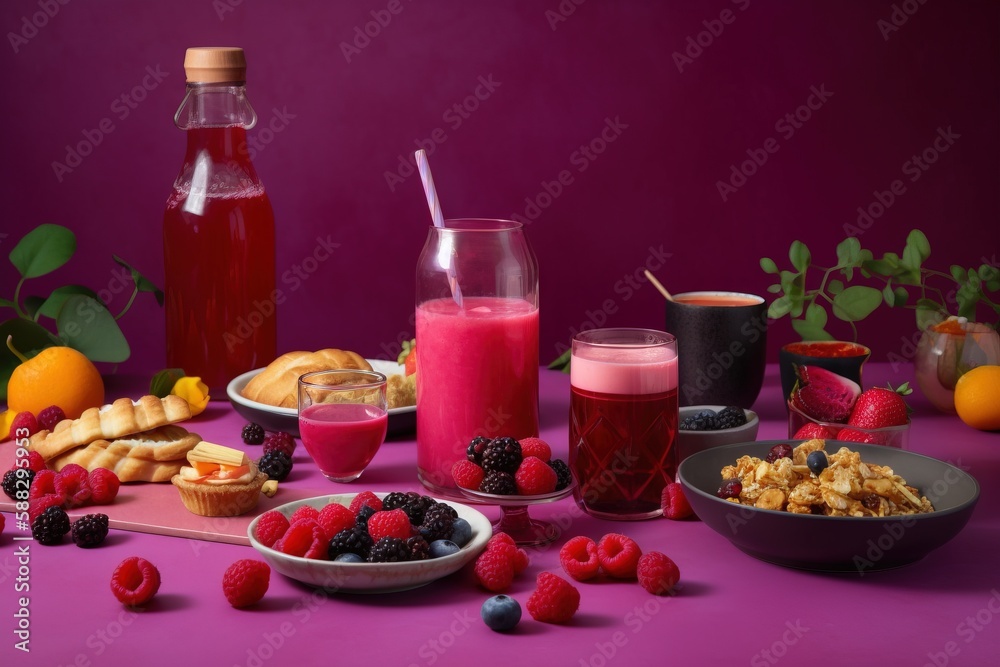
[[0, 223, 162, 399], [761, 229, 1000, 341]]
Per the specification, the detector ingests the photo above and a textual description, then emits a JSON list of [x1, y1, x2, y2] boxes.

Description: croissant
[[240, 349, 372, 408]]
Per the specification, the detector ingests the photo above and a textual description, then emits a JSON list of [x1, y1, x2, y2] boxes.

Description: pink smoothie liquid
[[416, 296, 539, 493], [299, 403, 388, 482], [570, 345, 678, 519]]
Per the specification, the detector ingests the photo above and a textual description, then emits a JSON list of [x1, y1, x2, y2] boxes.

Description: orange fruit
[[954, 365, 1000, 431], [7, 346, 105, 419]]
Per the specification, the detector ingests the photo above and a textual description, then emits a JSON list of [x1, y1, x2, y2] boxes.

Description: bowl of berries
[[247, 491, 491, 593], [676, 405, 759, 463]]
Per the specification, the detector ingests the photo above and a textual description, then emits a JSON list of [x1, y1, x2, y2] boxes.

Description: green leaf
[[792, 318, 834, 341], [9, 224, 76, 279], [832, 286, 882, 322], [900, 245, 923, 284], [760, 257, 778, 274], [863, 259, 892, 277], [978, 263, 999, 290], [789, 241, 811, 273], [548, 348, 571, 373], [836, 238, 861, 267], [768, 296, 793, 319], [767, 283, 782, 294], [883, 284, 896, 307], [35, 285, 100, 320], [828, 279, 844, 295], [0, 297, 15, 310], [893, 287, 909, 308], [915, 298, 944, 331], [113, 256, 164, 306], [907, 230, 931, 261], [56, 295, 130, 362], [150, 368, 186, 398], [950, 265, 966, 282], [24, 295, 46, 318], [804, 303, 828, 327], [0, 318, 62, 401]]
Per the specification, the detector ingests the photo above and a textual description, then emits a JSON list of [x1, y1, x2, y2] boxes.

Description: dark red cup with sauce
[[778, 341, 871, 406]]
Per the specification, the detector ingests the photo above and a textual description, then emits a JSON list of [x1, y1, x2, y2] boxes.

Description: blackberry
[[479, 471, 517, 495], [680, 410, 718, 431], [241, 422, 266, 445], [427, 500, 458, 519], [355, 505, 377, 528], [257, 451, 293, 482], [2, 467, 35, 501], [381, 492, 410, 512], [32, 505, 70, 546], [328, 526, 374, 560], [71, 513, 109, 548], [466, 436, 492, 464], [367, 537, 411, 563], [481, 437, 522, 474], [547, 459, 572, 491], [715, 406, 747, 430], [419, 504, 456, 542], [382, 491, 434, 524], [407, 536, 430, 560]]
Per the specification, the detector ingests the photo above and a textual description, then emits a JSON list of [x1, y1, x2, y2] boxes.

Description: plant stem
[[6, 335, 29, 363], [12, 279, 27, 318], [115, 288, 138, 321]]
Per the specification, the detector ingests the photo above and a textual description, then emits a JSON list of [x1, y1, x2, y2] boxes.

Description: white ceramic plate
[[247, 493, 491, 593], [227, 359, 416, 436]]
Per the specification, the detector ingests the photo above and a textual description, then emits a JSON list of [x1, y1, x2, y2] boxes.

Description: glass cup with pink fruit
[[297, 370, 389, 482]]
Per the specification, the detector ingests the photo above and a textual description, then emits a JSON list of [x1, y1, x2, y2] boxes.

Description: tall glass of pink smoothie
[[298, 370, 388, 483], [416, 220, 539, 496], [570, 329, 678, 520]]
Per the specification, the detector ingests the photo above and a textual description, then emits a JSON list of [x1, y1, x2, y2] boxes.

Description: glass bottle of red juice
[[163, 47, 276, 391]]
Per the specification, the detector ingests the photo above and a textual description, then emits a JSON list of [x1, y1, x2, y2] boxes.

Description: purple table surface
[[2, 363, 998, 667]]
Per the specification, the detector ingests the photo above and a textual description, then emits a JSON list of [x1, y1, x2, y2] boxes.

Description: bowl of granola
[[677, 439, 979, 572]]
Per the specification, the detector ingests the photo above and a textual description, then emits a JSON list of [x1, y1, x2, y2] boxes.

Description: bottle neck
[[175, 82, 258, 165]]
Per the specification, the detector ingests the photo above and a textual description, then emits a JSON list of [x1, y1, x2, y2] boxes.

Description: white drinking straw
[[415, 149, 463, 306]]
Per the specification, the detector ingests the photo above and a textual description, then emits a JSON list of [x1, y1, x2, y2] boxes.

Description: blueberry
[[449, 518, 472, 547], [806, 450, 829, 475], [334, 553, 364, 563], [481, 594, 521, 632], [429, 540, 460, 558]]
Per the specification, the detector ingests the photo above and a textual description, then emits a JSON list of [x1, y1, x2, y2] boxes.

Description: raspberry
[[514, 456, 558, 496], [559, 536, 601, 581], [10, 411, 39, 438], [637, 552, 680, 595], [0, 514, 4, 535], [488, 532, 516, 549], [110, 557, 161, 606], [317, 503, 356, 540], [29, 469, 57, 500], [29, 494, 64, 523], [72, 513, 109, 548], [254, 511, 290, 548], [661, 483, 694, 520], [518, 437, 551, 462], [526, 572, 580, 624], [289, 505, 320, 525], [25, 451, 46, 473], [367, 509, 412, 542], [274, 519, 326, 559], [32, 505, 70, 545], [348, 491, 383, 514], [451, 460, 485, 490], [474, 548, 515, 592], [512, 548, 530, 574], [37, 405, 67, 432], [223, 559, 270, 608], [261, 431, 296, 458], [89, 468, 121, 505], [241, 422, 265, 445], [597, 533, 642, 579], [55, 464, 91, 508]]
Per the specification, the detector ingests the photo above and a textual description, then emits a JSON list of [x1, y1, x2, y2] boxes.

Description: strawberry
[[847, 383, 912, 429], [793, 423, 838, 440], [398, 339, 417, 376]]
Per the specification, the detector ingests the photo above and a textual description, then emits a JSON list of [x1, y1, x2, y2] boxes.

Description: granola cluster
[[719, 439, 934, 517]]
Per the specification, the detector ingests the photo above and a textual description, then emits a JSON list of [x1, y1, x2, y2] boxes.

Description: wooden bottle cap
[[183, 47, 247, 83]]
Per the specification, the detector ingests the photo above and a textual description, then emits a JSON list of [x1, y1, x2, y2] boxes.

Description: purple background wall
[[2, 0, 997, 382]]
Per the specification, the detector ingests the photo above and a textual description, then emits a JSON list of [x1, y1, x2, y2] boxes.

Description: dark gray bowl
[[677, 440, 979, 572]]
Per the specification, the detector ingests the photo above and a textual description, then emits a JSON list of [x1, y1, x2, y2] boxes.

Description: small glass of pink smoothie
[[297, 370, 388, 483]]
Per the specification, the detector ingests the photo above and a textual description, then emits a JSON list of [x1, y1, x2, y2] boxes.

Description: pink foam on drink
[[299, 403, 388, 480], [571, 344, 678, 395]]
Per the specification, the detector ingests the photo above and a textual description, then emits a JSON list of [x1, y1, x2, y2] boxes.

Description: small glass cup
[[297, 370, 388, 483]]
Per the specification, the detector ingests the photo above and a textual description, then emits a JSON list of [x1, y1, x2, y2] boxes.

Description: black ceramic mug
[[664, 292, 768, 408]]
